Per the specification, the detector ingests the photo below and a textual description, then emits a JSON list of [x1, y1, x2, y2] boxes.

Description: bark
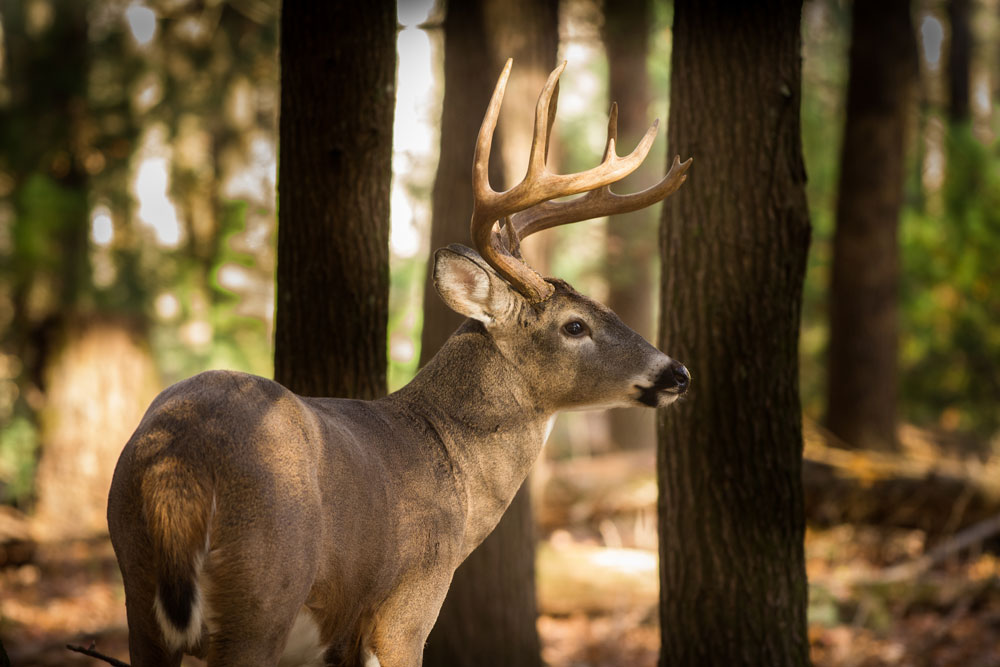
[[421, 1, 550, 664], [33, 316, 159, 538], [947, 0, 971, 124], [657, 1, 812, 664], [484, 0, 561, 276], [826, 0, 917, 451], [418, 0, 505, 367], [274, 0, 395, 399], [602, 0, 656, 451]]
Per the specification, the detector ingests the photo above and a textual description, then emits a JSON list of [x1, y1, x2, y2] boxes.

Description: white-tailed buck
[[108, 59, 691, 667]]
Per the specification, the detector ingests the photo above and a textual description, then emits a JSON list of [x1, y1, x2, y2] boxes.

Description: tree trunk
[[274, 0, 395, 399], [947, 0, 971, 124], [33, 316, 159, 538], [484, 0, 560, 276], [826, 0, 916, 451], [418, 0, 505, 367], [657, 1, 812, 664], [421, 1, 548, 664], [602, 0, 657, 451]]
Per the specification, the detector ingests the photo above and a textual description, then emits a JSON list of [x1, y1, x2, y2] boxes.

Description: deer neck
[[388, 320, 550, 553]]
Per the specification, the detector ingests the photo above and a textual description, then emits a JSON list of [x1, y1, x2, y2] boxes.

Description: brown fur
[[108, 246, 686, 666]]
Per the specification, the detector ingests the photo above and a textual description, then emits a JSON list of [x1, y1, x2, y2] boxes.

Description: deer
[[107, 59, 691, 667]]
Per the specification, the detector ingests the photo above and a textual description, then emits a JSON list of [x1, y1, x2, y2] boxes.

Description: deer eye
[[562, 320, 588, 337]]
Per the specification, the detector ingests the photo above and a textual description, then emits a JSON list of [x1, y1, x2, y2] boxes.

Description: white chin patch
[[658, 392, 681, 408]]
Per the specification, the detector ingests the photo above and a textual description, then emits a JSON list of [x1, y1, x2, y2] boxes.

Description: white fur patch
[[363, 647, 381, 667], [153, 492, 216, 652], [658, 393, 680, 407], [153, 551, 205, 652], [278, 608, 326, 667]]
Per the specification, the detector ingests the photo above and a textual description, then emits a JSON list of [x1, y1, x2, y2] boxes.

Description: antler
[[470, 59, 693, 303]]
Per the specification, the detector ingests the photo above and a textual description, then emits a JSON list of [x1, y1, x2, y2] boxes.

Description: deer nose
[[665, 361, 691, 394], [671, 362, 690, 393]]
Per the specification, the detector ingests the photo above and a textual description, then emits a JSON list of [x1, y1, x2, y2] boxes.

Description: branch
[[874, 512, 1000, 583], [66, 643, 130, 667]]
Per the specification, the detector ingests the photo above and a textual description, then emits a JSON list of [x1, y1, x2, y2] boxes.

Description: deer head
[[434, 58, 692, 411]]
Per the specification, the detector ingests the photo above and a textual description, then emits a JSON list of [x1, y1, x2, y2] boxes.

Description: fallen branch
[[66, 643, 130, 667], [876, 512, 1000, 583]]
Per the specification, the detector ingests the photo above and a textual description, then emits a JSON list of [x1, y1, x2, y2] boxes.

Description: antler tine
[[510, 154, 693, 239], [605, 102, 619, 160], [470, 61, 689, 303], [472, 58, 512, 206]]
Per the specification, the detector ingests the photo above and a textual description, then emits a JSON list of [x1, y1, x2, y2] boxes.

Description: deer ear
[[433, 245, 519, 325]]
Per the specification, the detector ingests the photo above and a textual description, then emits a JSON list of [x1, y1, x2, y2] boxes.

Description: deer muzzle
[[635, 359, 690, 407]]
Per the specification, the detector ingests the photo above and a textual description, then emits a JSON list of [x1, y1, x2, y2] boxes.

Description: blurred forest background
[[0, 0, 999, 665]]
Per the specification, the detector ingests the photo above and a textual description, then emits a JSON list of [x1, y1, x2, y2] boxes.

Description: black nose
[[670, 362, 690, 393]]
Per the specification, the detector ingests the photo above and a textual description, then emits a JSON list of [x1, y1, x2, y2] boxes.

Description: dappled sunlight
[[0, 0, 999, 664], [125, 3, 156, 46], [919, 14, 943, 70], [132, 125, 184, 249]]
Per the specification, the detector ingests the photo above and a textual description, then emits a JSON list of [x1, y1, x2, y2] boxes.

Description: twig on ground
[[66, 642, 130, 667], [875, 512, 1000, 583]]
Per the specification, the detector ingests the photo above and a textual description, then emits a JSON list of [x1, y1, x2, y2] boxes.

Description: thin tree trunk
[[947, 0, 971, 124], [603, 0, 657, 451], [826, 0, 916, 451], [421, 1, 548, 664], [274, 0, 395, 399], [657, 1, 812, 664]]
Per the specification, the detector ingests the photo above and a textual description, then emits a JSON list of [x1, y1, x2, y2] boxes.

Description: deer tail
[[143, 460, 214, 652]]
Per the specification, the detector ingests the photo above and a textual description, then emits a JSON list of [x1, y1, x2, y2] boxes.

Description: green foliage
[[152, 200, 272, 384], [0, 416, 38, 506], [899, 124, 1000, 435]]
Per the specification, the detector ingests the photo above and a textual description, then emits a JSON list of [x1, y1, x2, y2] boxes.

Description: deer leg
[[200, 522, 321, 665], [366, 576, 452, 667], [122, 576, 184, 667]]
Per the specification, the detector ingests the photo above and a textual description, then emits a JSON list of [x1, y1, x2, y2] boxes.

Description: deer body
[[109, 61, 691, 666]]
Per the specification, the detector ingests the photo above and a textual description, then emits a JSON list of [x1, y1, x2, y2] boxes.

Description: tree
[[826, 0, 917, 451], [602, 0, 657, 451], [947, 0, 971, 124], [274, 0, 395, 399], [657, 1, 812, 664], [420, 1, 552, 663], [418, 2, 504, 366]]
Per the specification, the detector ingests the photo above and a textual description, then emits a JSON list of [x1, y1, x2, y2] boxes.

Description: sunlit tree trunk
[[274, 0, 395, 399], [602, 0, 657, 451], [486, 0, 560, 277], [34, 317, 159, 537], [826, 0, 916, 451], [421, 1, 551, 664], [657, 1, 812, 663]]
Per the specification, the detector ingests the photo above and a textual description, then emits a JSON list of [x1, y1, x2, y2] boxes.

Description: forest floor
[[2, 449, 1000, 666]]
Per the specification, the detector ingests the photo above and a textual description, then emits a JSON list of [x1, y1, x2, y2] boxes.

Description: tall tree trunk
[[418, 1, 505, 366], [485, 0, 560, 276], [421, 1, 549, 664], [826, 0, 916, 451], [657, 1, 812, 664], [274, 0, 395, 399], [602, 0, 657, 451], [947, 0, 971, 124]]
